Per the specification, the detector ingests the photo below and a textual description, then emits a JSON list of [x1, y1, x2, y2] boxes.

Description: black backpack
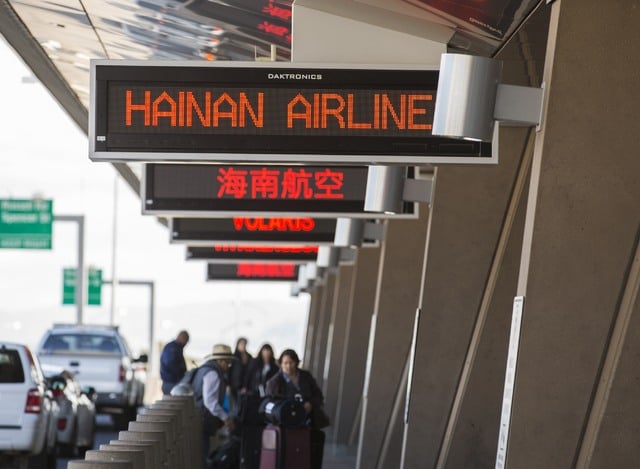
[[207, 436, 240, 469]]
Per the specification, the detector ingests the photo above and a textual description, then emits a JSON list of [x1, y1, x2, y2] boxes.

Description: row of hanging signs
[[90, 61, 495, 284]]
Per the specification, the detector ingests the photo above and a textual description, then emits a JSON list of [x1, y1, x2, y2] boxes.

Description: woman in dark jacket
[[229, 337, 252, 413], [245, 343, 279, 396], [265, 349, 327, 428]]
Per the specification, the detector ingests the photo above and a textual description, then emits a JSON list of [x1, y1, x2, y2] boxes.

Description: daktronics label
[[207, 263, 299, 281], [267, 73, 322, 80], [188, 245, 318, 262], [171, 217, 337, 244], [112, 86, 432, 137], [91, 62, 493, 164], [144, 163, 395, 216]]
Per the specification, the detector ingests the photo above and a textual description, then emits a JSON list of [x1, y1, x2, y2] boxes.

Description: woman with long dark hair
[[229, 337, 252, 413], [245, 343, 279, 396]]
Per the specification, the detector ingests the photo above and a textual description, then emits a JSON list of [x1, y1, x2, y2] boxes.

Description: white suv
[[0, 342, 57, 468]]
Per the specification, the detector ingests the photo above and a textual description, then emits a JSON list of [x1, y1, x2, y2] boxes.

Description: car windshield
[[0, 349, 25, 383], [43, 334, 122, 355]]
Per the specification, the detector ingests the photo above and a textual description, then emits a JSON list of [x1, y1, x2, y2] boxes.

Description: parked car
[[0, 341, 58, 468], [36, 324, 147, 429], [45, 369, 96, 456]]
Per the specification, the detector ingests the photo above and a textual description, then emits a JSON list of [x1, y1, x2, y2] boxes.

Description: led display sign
[[90, 61, 495, 164], [143, 163, 415, 218], [207, 263, 299, 281], [171, 217, 337, 245], [188, 245, 318, 263]]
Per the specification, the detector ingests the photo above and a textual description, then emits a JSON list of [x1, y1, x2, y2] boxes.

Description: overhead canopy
[[0, 0, 542, 194]]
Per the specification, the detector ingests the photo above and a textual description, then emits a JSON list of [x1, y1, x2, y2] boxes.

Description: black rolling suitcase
[[241, 425, 263, 469], [310, 428, 325, 469]]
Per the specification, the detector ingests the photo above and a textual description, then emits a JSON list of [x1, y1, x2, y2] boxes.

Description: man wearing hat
[[192, 343, 236, 465]]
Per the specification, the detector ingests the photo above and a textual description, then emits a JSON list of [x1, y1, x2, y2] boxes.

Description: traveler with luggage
[[192, 343, 237, 467], [262, 349, 329, 469], [265, 349, 324, 424]]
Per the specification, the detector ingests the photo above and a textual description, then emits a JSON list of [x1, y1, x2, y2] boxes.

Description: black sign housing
[[207, 263, 299, 281], [143, 163, 415, 217], [90, 61, 494, 164], [188, 246, 318, 263], [172, 217, 336, 244]]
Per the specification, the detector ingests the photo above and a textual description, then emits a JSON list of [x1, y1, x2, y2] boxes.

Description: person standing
[[265, 349, 328, 469], [159, 330, 189, 395], [192, 344, 236, 466], [229, 337, 252, 412], [245, 343, 279, 397], [265, 349, 325, 426]]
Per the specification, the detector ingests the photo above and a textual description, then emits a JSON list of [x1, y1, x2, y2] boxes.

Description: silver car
[[46, 370, 96, 456]]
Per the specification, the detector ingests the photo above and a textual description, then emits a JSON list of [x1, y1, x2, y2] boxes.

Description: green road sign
[[62, 268, 103, 306], [0, 199, 53, 249], [63, 268, 76, 305], [88, 269, 102, 306]]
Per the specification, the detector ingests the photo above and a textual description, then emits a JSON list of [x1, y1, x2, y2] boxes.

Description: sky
[[0, 36, 310, 365]]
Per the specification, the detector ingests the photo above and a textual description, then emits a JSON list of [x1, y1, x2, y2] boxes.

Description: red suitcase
[[282, 427, 311, 469]]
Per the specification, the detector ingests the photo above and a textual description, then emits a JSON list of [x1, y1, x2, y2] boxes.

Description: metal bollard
[[85, 449, 146, 469]]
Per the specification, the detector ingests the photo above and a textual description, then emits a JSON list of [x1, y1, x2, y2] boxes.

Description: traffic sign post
[[0, 199, 53, 249], [88, 268, 103, 306], [62, 267, 102, 307], [55, 215, 85, 324], [63, 268, 76, 305]]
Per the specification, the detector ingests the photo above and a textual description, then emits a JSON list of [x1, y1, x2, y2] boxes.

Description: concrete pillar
[[322, 264, 356, 427], [398, 5, 552, 467], [136, 414, 183, 466], [85, 449, 146, 469], [303, 284, 324, 369], [154, 396, 201, 466], [108, 441, 158, 469], [68, 462, 133, 469], [312, 272, 338, 388], [119, 430, 166, 468], [356, 207, 430, 469], [99, 445, 152, 469], [401, 131, 531, 468], [128, 421, 176, 468], [333, 246, 381, 445], [504, 2, 640, 468]]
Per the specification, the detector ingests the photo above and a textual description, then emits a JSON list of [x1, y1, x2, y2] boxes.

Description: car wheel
[[28, 441, 55, 469], [113, 406, 136, 431], [77, 444, 92, 457], [45, 443, 57, 469]]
